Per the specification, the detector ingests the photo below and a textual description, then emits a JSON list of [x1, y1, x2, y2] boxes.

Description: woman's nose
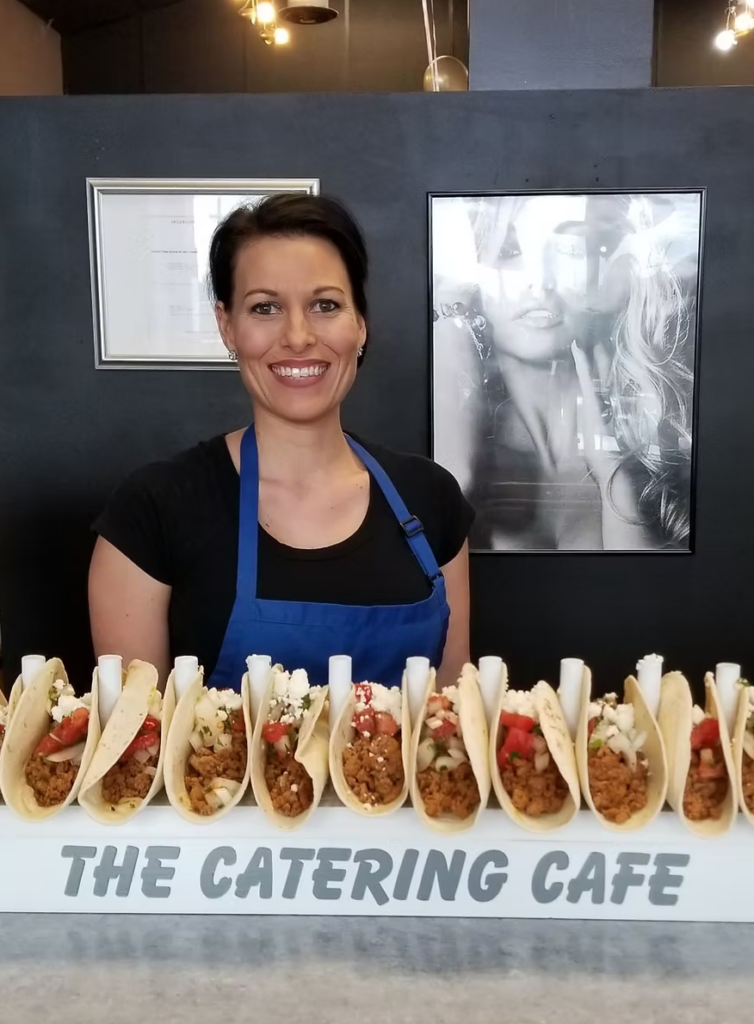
[[283, 309, 316, 351]]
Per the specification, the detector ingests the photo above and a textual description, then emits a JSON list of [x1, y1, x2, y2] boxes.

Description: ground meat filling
[[342, 734, 404, 806], [417, 761, 480, 820], [683, 747, 729, 821], [587, 745, 648, 825], [502, 755, 569, 817], [185, 735, 247, 816], [742, 751, 754, 815], [101, 754, 158, 805], [264, 753, 313, 817], [24, 755, 79, 807]]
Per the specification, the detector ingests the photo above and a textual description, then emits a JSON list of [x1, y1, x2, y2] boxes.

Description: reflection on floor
[[0, 914, 748, 1023]]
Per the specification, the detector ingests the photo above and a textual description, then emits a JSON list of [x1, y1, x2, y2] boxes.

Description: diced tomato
[[374, 712, 399, 737], [587, 717, 598, 738], [697, 761, 726, 780], [499, 712, 536, 733], [262, 721, 291, 744], [34, 707, 90, 756], [427, 695, 452, 715], [228, 709, 245, 733], [0, 724, 4, 735], [431, 718, 456, 740], [120, 731, 161, 762], [497, 726, 536, 768], [140, 715, 160, 733], [691, 717, 720, 751], [353, 709, 376, 735]]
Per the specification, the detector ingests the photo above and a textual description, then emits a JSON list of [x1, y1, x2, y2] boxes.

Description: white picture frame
[[88, 177, 320, 370]]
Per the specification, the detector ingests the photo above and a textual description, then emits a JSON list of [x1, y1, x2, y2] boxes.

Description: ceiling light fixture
[[278, 1, 337, 25], [238, 0, 290, 45], [715, 2, 754, 50]]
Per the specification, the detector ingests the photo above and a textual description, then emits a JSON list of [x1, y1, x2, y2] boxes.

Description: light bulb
[[256, 1, 276, 24], [274, 26, 290, 44], [734, 10, 754, 31], [714, 28, 737, 49]]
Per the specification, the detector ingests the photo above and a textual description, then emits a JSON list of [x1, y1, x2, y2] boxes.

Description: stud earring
[[357, 346, 364, 358], [228, 350, 238, 362]]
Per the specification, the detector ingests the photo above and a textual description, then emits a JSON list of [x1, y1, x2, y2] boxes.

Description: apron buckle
[[400, 515, 424, 538]]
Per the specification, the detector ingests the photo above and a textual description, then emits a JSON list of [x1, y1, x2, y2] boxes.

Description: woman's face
[[216, 234, 366, 425], [478, 196, 596, 363]]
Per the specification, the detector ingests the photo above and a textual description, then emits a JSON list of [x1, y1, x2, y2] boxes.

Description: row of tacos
[[0, 654, 749, 835]]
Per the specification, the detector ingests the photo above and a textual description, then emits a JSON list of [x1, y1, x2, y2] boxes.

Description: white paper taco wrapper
[[576, 669, 668, 832], [329, 675, 410, 816], [409, 663, 490, 834], [733, 682, 754, 827], [659, 671, 737, 837], [490, 668, 580, 833], [250, 666, 330, 830], [164, 671, 253, 824], [0, 658, 101, 820], [78, 660, 175, 824]]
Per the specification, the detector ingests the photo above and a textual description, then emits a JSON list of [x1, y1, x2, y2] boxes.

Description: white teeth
[[272, 364, 328, 379]]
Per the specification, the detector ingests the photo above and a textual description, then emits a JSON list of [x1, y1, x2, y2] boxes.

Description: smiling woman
[[89, 194, 473, 691]]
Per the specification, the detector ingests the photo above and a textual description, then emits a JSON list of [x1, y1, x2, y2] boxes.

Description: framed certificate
[[87, 178, 320, 369]]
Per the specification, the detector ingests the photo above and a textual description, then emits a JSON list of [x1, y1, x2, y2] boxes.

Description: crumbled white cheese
[[589, 694, 643, 764], [194, 687, 240, 738], [269, 669, 322, 726], [291, 784, 298, 793], [500, 688, 537, 721], [51, 692, 91, 724], [691, 704, 706, 726], [359, 682, 402, 722], [441, 685, 459, 710]]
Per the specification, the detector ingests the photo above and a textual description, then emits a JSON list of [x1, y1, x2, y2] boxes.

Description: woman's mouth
[[269, 361, 330, 386], [515, 309, 564, 329]]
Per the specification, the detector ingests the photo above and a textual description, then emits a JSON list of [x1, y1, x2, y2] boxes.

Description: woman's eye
[[250, 301, 279, 316], [313, 298, 340, 313], [496, 225, 521, 262]]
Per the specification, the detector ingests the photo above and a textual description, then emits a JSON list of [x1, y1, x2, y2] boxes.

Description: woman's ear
[[215, 302, 234, 354]]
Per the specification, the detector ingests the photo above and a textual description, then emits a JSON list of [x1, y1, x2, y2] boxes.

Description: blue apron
[[208, 426, 450, 690]]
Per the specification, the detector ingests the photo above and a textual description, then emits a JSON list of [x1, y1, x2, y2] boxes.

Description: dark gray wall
[[1, 89, 753, 696], [470, 0, 654, 89]]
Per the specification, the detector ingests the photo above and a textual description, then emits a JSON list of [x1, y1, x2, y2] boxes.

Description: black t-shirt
[[94, 434, 474, 677]]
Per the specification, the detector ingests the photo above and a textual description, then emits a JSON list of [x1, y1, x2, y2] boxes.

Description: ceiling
[[18, 0, 192, 34]]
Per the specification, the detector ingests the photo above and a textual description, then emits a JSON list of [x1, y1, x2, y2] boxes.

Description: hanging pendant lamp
[[278, 1, 338, 25]]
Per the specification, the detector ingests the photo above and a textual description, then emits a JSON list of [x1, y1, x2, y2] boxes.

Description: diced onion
[[435, 756, 457, 772], [189, 730, 204, 752], [210, 778, 241, 795], [416, 738, 435, 772], [426, 716, 443, 730], [448, 747, 467, 762], [133, 748, 154, 764], [144, 767, 157, 777], [700, 748, 715, 765], [44, 741, 86, 764], [534, 752, 550, 774], [214, 733, 232, 751], [205, 790, 224, 810], [448, 736, 465, 754], [532, 735, 547, 755]]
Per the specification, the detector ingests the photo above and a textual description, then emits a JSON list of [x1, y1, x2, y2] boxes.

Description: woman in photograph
[[433, 193, 698, 552]]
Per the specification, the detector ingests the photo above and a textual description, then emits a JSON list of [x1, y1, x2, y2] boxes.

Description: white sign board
[[1, 806, 753, 920]]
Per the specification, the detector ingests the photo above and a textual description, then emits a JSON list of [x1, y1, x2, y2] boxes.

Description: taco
[[0, 677, 24, 755], [164, 668, 252, 822], [329, 679, 410, 815], [0, 658, 100, 819], [78, 660, 175, 823], [491, 668, 580, 832], [250, 666, 329, 829], [659, 671, 736, 835], [410, 663, 490, 833], [577, 671, 667, 831], [733, 679, 754, 825]]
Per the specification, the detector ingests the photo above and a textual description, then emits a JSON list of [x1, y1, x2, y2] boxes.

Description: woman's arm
[[437, 540, 471, 689], [89, 537, 172, 684]]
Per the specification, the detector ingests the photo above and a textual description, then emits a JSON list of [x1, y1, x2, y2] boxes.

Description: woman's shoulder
[[353, 435, 461, 497], [113, 434, 233, 500]]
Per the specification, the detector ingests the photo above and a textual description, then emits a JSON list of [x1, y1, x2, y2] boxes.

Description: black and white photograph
[[431, 191, 704, 552]]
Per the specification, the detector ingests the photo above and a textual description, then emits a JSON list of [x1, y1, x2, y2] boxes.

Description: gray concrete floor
[[0, 914, 750, 1023]]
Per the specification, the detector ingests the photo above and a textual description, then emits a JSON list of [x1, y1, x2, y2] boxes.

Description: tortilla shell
[[409, 663, 490, 834], [0, 659, 101, 820], [733, 683, 754, 826], [658, 671, 737, 836], [3, 677, 23, 720], [78, 660, 175, 824], [490, 669, 580, 833], [576, 669, 667, 832], [329, 675, 411, 816], [250, 666, 330, 830], [164, 671, 253, 823]]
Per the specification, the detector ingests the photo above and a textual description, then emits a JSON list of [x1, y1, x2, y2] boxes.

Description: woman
[[433, 192, 697, 552], [89, 194, 473, 690]]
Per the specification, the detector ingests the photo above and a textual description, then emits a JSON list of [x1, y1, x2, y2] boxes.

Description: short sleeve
[[93, 466, 173, 585], [429, 461, 475, 566]]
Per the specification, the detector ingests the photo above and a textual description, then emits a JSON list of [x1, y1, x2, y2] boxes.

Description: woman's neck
[[253, 406, 358, 486]]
